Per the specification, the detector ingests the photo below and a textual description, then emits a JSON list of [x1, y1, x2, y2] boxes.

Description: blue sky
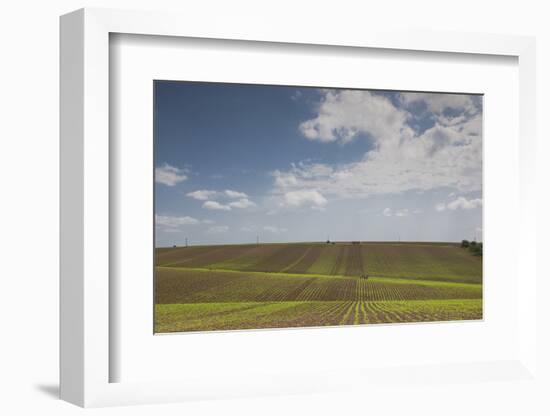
[[155, 81, 482, 247]]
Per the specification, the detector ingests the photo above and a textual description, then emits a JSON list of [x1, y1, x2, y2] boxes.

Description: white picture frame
[[60, 7, 538, 408]]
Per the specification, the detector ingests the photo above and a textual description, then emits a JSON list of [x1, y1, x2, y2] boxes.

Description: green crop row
[[155, 299, 483, 333], [155, 267, 482, 305]]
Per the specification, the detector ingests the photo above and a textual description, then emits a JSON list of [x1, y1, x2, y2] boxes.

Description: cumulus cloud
[[155, 164, 188, 186], [155, 214, 200, 227], [203, 200, 231, 211], [263, 225, 288, 234], [207, 225, 229, 233], [435, 203, 447, 212], [228, 198, 256, 209], [281, 189, 327, 209], [274, 173, 299, 188], [447, 197, 482, 210], [155, 214, 200, 232], [382, 208, 412, 217], [400, 92, 479, 115], [187, 190, 218, 200], [299, 90, 409, 144], [189, 189, 255, 211], [275, 90, 482, 200], [435, 197, 482, 211], [224, 190, 248, 199]]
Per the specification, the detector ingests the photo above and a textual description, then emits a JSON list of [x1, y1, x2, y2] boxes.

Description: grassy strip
[[156, 266, 482, 288]]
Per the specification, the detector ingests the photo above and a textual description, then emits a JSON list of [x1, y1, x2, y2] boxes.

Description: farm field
[[155, 242, 482, 333]]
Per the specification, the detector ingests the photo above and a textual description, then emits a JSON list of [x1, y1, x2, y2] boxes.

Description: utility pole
[[185, 237, 188, 247], [256, 235, 259, 245]]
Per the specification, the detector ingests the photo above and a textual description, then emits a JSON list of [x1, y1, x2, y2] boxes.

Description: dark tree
[[469, 242, 482, 256]]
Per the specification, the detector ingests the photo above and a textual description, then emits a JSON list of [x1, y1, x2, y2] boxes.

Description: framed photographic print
[[153, 81, 484, 334], [60, 8, 539, 409]]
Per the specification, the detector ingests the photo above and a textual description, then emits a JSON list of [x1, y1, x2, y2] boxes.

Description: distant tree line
[[461, 240, 483, 256]]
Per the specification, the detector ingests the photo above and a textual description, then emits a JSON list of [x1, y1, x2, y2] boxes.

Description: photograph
[[154, 81, 483, 333]]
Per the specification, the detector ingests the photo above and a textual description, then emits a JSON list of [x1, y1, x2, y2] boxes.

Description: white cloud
[[299, 90, 409, 144], [435, 203, 447, 212], [207, 225, 229, 233], [274, 173, 299, 188], [263, 225, 288, 234], [382, 208, 411, 217], [435, 197, 482, 211], [401, 93, 481, 130], [400, 92, 479, 115], [189, 190, 254, 210], [395, 209, 409, 217], [281, 189, 327, 209], [155, 164, 188, 186], [155, 214, 200, 232], [447, 196, 482, 210], [228, 198, 256, 209], [203, 200, 231, 211], [224, 190, 248, 199], [271, 137, 481, 199], [155, 214, 200, 227], [277, 90, 482, 200], [187, 190, 218, 201]]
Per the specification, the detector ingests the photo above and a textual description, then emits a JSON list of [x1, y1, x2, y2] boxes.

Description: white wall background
[[0, 1, 548, 415]]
